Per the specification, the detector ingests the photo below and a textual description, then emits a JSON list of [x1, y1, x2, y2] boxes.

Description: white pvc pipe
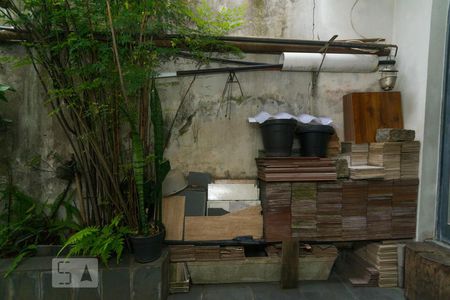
[[279, 52, 379, 73]]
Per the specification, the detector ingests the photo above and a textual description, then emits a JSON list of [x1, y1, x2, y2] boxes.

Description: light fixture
[[378, 60, 398, 91]]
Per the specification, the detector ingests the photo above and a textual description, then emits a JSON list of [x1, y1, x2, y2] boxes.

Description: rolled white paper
[[279, 52, 379, 73]]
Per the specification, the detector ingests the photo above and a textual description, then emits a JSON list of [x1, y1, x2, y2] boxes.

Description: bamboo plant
[[0, 1, 243, 236]]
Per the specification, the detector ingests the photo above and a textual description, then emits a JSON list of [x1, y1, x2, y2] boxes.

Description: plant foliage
[[58, 215, 131, 265], [0, 184, 80, 277], [0, 1, 243, 234]]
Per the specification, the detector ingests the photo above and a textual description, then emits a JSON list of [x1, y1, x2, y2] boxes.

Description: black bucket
[[297, 124, 334, 157], [260, 119, 297, 157], [130, 229, 165, 263]]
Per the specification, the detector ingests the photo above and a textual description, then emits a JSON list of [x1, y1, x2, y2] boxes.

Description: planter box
[[0, 249, 169, 300], [186, 248, 337, 284]]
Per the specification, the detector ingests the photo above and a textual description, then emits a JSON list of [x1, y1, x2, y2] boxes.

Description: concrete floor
[[168, 272, 405, 300]]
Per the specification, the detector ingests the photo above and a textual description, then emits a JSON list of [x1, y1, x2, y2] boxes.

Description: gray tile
[[351, 287, 405, 300], [168, 285, 203, 300], [203, 284, 254, 300], [41, 271, 75, 300], [74, 286, 101, 300], [101, 268, 130, 300], [9, 271, 40, 300], [298, 280, 357, 300], [252, 282, 301, 300], [132, 266, 162, 300], [0, 276, 10, 300]]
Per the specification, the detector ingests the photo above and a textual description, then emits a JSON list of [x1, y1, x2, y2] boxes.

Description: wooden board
[[281, 239, 299, 289], [184, 206, 263, 241], [343, 92, 403, 143], [162, 196, 186, 241]]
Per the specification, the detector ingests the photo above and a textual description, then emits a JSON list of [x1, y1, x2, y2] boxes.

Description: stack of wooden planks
[[367, 180, 393, 239], [256, 157, 337, 182], [342, 181, 368, 240], [291, 183, 317, 239], [392, 179, 419, 238], [169, 245, 245, 262], [327, 134, 341, 158], [316, 183, 342, 240], [260, 181, 292, 241], [349, 165, 384, 180], [369, 142, 402, 180], [401, 141, 420, 179], [260, 178, 418, 242], [342, 142, 369, 165], [355, 242, 399, 287]]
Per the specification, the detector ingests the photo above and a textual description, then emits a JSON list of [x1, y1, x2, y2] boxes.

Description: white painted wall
[[392, 0, 450, 241]]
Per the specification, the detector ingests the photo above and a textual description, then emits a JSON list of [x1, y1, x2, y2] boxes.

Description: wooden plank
[[184, 206, 263, 241], [343, 92, 403, 143], [280, 239, 299, 289], [162, 196, 186, 241]]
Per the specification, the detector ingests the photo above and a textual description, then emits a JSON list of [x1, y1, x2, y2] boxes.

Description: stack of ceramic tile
[[316, 183, 342, 240], [336, 251, 380, 287], [355, 242, 399, 287], [169, 245, 246, 262], [291, 183, 317, 239], [256, 157, 337, 182], [367, 181, 393, 239], [342, 181, 368, 240], [260, 182, 292, 241], [342, 142, 369, 166], [400, 141, 420, 179], [369, 142, 402, 180], [327, 134, 341, 158], [349, 165, 385, 180], [392, 179, 418, 238]]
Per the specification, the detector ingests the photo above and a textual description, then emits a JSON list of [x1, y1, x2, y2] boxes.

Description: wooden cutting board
[[343, 92, 403, 143], [162, 196, 186, 241]]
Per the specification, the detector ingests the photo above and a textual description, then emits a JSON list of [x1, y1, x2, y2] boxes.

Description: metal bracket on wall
[[217, 72, 244, 119]]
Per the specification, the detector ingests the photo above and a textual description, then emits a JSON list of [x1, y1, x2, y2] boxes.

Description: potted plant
[[0, 1, 243, 263]]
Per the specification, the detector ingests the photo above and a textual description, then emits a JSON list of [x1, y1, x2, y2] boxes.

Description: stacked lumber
[[342, 181, 367, 240], [342, 142, 369, 166], [355, 242, 399, 287], [335, 251, 379, 287], [169, 245, 245, 262], [376, 128, 415, 142], [256, 157, 337, 182], [220, 247, 245, 260], [349, 165, 384, 180], [291, 183, 317, 239], [260, 181, 292, 241], [327, 134, 341, 158], [316, 183, 342, 240], [401, 141, 420, 179], [170, 245, 196, 262], [369, 142, 402, 180], [392, 179, 418, 238], [169, 263, 190, 294], [367, 180, 393, 239]]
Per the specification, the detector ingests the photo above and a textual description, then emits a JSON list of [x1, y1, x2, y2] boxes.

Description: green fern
[[58, 215, 131, 266]]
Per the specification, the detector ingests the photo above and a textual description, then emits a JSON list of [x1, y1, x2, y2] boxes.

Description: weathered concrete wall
[[0, 45, 68, 199], [161, 0, 394, 178], [0, 0, 396, 199]]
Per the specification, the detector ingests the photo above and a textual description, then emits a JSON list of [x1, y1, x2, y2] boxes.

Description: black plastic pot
[[260, 119, 298, 157], [297, 124, 334, 157], [130, 229, 165, 263]]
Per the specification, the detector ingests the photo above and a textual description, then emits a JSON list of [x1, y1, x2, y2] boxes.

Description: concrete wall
[[0, 1, 395, 194], [160, 0, 394, 178]]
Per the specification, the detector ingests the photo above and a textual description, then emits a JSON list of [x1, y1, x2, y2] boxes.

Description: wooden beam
[[280, 238, 299, 289]]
